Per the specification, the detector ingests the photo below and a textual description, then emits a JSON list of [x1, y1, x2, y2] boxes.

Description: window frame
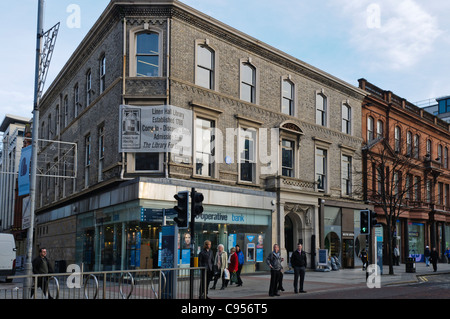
[[341, 103, 351, 135], [281, 139, 295, 178], [129, 26, 163, 78], [316, 92, 327, 127], [281, 78, 295, 116], [240, 59, 258, 104], [195, 42, 216, 90]]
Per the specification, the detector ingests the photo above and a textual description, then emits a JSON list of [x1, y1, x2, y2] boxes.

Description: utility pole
[[23, 0, 44, 298], [24, 0, 60, 298]]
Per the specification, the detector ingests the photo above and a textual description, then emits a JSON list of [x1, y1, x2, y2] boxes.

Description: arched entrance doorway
[[284, 213, 303, 263]]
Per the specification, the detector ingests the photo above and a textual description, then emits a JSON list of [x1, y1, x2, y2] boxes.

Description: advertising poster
[[18, 145, 32, 196]]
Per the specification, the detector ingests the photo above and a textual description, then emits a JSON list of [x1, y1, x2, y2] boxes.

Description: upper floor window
[[195, 117, 215, 178], [241, 63, 256, 103], [342, 103, 351, 134], [316, 148, 327, 191], [316, 93, 327, 126], [413, 134, 419, 159], [100, 55, 106, 93], [406, 131, 412, 156], [196, 45, 215, 90], [394, 126, 401, 153], [281, 139, 294, 177], [86, 70, 92, 106], [376, 120, 383, 138], [282, 79, 294, 116], [426, 139, 432, 156], [239, 128, 257, 182], [136, 32, 160, 77], [367, 116, 374, 141]]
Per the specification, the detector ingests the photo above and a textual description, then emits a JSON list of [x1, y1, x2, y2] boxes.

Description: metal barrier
[[1, 267, 206, 300]]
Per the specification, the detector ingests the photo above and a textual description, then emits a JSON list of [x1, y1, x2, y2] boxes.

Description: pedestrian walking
[[291, 243, 307, 293], [235, 244, 244, 286], [430, 247, 439, 272], [359, 249, 368, 271], [445, 247, 450, 264], [211, 244, 228, 290], [266, 244, 283, 297], [227, 247, 239, 287], [31, 248, 54, 299], [198, 240, 214, 299], [393, 246, 400, 266], [424, 246, 431, 267]]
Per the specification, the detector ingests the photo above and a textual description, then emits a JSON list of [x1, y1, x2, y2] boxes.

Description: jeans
[[425, 256, 430, 266]]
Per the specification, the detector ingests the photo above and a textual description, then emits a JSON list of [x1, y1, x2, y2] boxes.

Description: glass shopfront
[[408, 222, 425, 262], [75, 200, 272, 272]]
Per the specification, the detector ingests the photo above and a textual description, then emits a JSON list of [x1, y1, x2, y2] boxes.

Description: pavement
[[206, 262, 450, 299]]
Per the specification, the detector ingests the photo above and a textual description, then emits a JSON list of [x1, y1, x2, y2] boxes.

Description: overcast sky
[[1, 0, 449, 124]]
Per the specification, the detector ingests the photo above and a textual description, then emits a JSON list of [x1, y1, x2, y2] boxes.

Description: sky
[[0, 0, 449, 126]]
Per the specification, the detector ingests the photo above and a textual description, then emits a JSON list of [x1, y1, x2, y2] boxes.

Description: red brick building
[[359, 78, 450, 265]]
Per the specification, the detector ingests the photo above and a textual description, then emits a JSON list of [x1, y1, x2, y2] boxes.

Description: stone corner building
[[35, 0, 369, 272]]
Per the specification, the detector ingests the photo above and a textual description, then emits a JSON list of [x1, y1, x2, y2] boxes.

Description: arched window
[[367, 116, 374, 141], [241, 63, 256, 103], [394, 126, 401, 152], [196, 44, 215, 90], [377, 120, 383, 138], [316, 93, 327, 126], [136, 32, 160, 77], [282, 79, 294, 116]]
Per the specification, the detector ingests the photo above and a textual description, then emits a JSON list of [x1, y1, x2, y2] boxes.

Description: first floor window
[[281, 139, 294, 177], [85, 134, 91, 188], [316, 148, 327, 191], [341, 155, 352, 195], [239, 128, 256, 182], [195, 117, 215, 177], [135, 153, 160, 171]]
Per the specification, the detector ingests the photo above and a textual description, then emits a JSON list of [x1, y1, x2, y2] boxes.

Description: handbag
[[213, 265, 220, 277], [224, 268, 230, 280], [230, 271, 238, 284]]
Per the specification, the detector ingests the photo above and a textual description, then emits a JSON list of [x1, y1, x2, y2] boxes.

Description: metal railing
[[1, 267, 206, 300]]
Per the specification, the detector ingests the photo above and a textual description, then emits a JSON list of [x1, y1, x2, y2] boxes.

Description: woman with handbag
[[227, 247, 239, 286], [211, 244, 228, 290]]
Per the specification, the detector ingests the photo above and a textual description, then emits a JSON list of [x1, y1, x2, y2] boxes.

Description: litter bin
[[405, 257, 416, 273]]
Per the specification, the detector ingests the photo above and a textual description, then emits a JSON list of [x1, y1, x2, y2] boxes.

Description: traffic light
[[370, 210, 377, 228], [360, 210, 370, 235], [192, 190, 204, 218], [174, 191, 189, 229]]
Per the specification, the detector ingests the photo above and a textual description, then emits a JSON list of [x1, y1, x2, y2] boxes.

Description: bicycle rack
[[84, 274, 99, 299], [119, 272, 134, 299]]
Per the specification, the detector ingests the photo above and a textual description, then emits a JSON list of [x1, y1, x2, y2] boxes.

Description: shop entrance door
[[342, 239, 354, 268]]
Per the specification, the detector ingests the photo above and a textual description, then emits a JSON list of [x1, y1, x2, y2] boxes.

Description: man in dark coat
[[198, 240, 214, 299], [31, 248, 54, 298], [291, 243, 307, 293], [430, 247, 439, 272]]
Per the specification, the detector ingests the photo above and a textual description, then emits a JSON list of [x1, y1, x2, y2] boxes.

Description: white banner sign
[[119, 104, 192, 156]]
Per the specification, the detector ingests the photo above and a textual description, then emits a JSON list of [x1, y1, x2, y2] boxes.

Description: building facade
[[33, 0, 367, 272], [0, 114, 31, 266], [360, 79, 450, 264]]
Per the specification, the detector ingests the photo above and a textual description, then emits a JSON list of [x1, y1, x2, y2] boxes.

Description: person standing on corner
[[198, 240, 214, 299], [430, 247, 439, 272], [291, 243, 307, 293], [235, 244, 244, 287], [266, 244, 283, 297]]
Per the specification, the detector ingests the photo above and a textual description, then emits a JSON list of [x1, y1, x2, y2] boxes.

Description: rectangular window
[[281, 139, 294, 177], [341, 155, 352, 196], [100, 55, 106, 93], [74, 83, 79, 117], [195, 117, 215, 177], [135, 153, 160, 171], [414, 176, 420, 201], [316, 148, 327, 191], [64, 96, 68, 128], [136, 32, 160, 77], [86, 70, 92, 106], [85, 134, 91, 188], [239, 128, 256, 182], [98, 126, 105, 182]]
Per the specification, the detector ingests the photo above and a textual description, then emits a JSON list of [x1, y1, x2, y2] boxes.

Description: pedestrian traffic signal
[[174, 191, 189, 229], [370, 210, 377, 228], [360, 210, 370, 235], [192, 190, 204, 218]]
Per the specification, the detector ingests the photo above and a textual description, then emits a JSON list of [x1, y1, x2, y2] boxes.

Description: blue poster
[[18, 146, 32, 196]]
